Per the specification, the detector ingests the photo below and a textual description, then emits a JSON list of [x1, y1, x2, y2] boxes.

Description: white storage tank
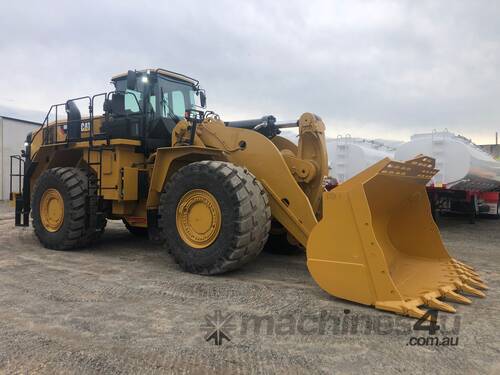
[[395, 130, 500, 191]]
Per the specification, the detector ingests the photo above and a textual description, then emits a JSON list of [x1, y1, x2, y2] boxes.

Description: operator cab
[[102, 68, 206, 152]]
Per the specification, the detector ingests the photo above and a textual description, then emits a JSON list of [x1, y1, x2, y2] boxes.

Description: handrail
[[9, 154, 24, 197]]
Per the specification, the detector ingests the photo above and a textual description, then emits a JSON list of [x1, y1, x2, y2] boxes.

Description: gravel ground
[[0, 201, 498, 374]]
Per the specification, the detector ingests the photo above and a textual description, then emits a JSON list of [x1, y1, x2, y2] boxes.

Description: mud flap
[[307, 156, 488, 319]]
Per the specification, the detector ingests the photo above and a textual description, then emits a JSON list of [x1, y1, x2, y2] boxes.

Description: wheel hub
[[176, 189, 221, 249], [40, 188, 64, 232]]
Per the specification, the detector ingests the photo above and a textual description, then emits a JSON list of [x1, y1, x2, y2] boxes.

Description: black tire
[[158, 161, 271, 275], [123, 219, 148, 237], [31, 167, 105, 250]]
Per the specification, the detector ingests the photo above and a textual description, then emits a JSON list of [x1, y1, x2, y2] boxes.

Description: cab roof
[[112, 68, 199, 86]]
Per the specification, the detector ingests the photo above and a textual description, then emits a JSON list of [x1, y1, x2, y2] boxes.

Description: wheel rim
[[176, 189, 222, 249], [40, 188, 64, 232]]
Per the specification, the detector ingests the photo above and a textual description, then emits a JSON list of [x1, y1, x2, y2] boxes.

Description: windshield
[[113, 75, 197, 118], [158, 76, 196, 118]]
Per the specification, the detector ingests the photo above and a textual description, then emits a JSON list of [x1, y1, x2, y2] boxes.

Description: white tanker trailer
[[278, 132, 398, 183], [326, 136, 396, 183], [396, 130, 500, 191], [395, 130, 500, 220]]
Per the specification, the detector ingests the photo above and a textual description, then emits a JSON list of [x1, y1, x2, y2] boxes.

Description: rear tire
[[32, 167, 106, 250], [158, 161, 271, 275]]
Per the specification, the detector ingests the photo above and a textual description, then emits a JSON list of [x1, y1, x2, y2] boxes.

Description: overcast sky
[[1, 0, 499, 143]]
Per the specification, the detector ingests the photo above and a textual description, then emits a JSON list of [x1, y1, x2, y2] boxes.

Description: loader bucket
[[307, 156, 487, 318]]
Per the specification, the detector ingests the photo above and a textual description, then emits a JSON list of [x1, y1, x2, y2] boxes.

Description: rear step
[[15, 194, 29, 227]]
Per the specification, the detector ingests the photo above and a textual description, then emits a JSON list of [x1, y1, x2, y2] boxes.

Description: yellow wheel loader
[[11, 68, 487, 318]]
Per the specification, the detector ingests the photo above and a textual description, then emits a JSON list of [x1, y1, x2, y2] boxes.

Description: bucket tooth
[[469, 274, 484, 283], [452, 259, 475, 271], [423, 296, 456, 313], [455, 282, 486, 298], [459, 276, 488, 290], [455, 265, 481, 279], [376, 300, 431, 319], [405, 306, 429, 320], [440, 288, 472, 304], [463, 268, 480, 279], [458, 269, 483, 282]]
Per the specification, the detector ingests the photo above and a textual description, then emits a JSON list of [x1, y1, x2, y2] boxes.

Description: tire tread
[[159, 161, 271, 275]]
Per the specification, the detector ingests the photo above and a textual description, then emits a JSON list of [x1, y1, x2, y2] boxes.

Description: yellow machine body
[[21, 85, 487, 319]]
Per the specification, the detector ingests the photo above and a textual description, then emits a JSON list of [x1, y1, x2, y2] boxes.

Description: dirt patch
[[0, 202, 498, 374]]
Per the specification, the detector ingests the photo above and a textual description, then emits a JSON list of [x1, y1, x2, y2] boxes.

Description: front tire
[[32, 167, 105, 250], [158, 161, 271, 275]]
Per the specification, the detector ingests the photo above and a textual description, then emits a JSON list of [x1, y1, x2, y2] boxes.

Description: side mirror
[[126, 70, 137, 90], [199, 90, 207, 108]]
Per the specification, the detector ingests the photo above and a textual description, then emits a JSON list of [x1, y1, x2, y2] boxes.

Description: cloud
[[0, 0, 499, 143]]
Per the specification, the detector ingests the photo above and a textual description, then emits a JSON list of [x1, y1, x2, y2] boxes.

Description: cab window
[[124, 90, 141, 113], [158, 76, 197, 119], [161, 91, 187, 117], [171, 91, 185, 117]]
